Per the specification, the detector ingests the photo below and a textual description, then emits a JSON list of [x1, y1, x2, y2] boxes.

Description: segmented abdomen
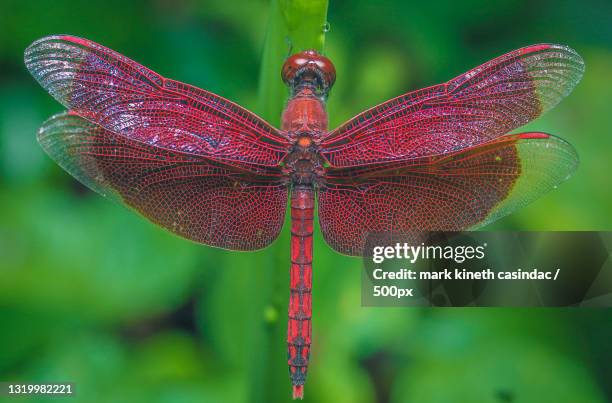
[[288, 185, 314, 399]]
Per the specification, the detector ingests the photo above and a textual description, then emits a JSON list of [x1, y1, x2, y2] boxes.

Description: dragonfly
[[25, 35, 583, 399]]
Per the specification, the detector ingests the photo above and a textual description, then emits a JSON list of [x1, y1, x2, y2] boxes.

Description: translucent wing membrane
[[318, 133, 578, 255], [321, 44, 584, 168], [39, 112, 287, 250], [25, 35, 289, 170]]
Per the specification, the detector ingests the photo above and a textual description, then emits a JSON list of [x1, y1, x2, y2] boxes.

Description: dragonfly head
[[282, 50, 336, 97]]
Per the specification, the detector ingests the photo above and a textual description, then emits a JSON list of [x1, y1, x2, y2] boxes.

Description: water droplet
[[322, 22, 331, 33]]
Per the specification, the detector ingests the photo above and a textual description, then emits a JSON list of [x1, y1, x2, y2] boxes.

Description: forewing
[[321, 44, 583, 168], [318, 133, 577, 255], [39, 112, 288, 251], [25, 35, 289, 170]]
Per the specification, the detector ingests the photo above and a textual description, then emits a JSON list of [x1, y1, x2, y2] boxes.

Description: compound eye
[[315, 58, 336, 87], [282, 53, 309, 84], [281, 50, 336, 88]]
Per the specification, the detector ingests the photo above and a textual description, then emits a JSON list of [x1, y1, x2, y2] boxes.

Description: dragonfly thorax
[[281, 82, 329, 186], [283, 138, 325, 185], [297, 135, 313, 148], [281, 91, 328, 134]]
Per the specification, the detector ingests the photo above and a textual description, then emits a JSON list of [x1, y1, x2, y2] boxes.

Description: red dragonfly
[[25, 36, 583, 398]]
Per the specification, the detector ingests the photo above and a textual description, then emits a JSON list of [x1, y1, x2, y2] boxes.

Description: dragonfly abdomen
[[288, 185, 314, 399]]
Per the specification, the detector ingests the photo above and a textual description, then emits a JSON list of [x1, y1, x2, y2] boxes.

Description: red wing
[[318, 133, 577, 255], [25, 35, 289, 171], [39, 112, 287, 251], [321, 44, 583, 168]]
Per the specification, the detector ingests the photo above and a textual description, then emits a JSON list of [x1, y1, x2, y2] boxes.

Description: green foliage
[[257, 0, 329, 124]]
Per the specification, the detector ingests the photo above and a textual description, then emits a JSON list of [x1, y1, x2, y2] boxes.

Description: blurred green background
[[1, 0, 612, 402]]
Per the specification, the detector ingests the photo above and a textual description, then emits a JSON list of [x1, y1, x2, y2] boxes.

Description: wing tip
[[25, 34, 78, 78], [24, 34, 90, 64], [519, 130, 580, 173], [520, 43, 585, 113], [517, 131, 580, 177], [522, 43, 585, 74], [520, 42, 584, 65], [25, 34, 67, 53]]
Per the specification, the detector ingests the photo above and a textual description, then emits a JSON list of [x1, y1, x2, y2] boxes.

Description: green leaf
[[256, 0, 329, 125]]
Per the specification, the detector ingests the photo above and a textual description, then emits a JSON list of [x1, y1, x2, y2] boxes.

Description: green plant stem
[[249, 1, 328, 401], [257, 0, 329, 125]]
